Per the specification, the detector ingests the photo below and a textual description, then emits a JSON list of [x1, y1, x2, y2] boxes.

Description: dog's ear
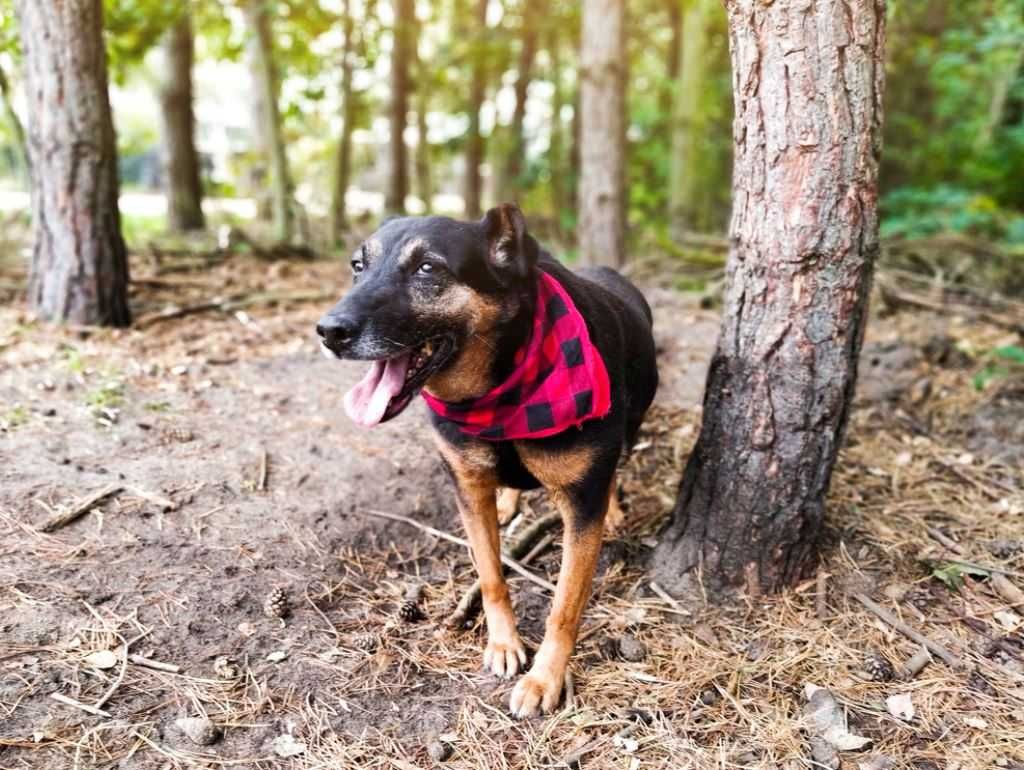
[[481, 203, 537, 283]]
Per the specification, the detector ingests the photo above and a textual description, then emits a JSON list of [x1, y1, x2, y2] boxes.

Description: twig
[[926, 527, 966, 555], [128, 654, 181, 674], [852, 593, 963, 669], [448, 514, 561, 628], [991, 574, 1024, 606], [900, 645, 933, 680], [815, 568, 829, 621], [563, 670, 575, 712], [563, 722, 640, 769], [649, 581, 691, 616], [134, 290, 335, 329], [257, 449, 268, 492], [49, 693, 111, 718], [362, 509, 556, 593], [38, 484, 122, 533], [124, 486, 178, 512], [94, 636, 129, 710]]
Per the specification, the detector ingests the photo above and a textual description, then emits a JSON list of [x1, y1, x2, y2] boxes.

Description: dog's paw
[[483, 633, 527, 679], [509, 666, 564, 718], [496, 488, 521, 526]]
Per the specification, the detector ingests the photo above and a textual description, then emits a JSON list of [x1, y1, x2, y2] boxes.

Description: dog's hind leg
[[604, 474, 625, 535], [496, 487, 521, 525]]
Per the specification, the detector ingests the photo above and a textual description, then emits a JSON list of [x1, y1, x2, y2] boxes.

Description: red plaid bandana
[[422, 271, 611, 440]]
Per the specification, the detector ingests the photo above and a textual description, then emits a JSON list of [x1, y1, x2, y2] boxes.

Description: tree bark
[[415, 86, 433, 213], [462, 0, 489, 219], [668, 0, 713, 236], [501, 0, 542, 201], [329, 0, 357, 243], [16, 0, 131, 327], [652, 0, 886, 600], [244, 0, 294, 243], [158, 12, 204, 232], [578, 0, 627, 267], [386, 0, 415, 215], [659, 0, 684, 118]]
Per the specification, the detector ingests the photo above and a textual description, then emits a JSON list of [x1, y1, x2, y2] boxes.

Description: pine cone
[[862, 650, 894, 682], [398, 600, 426, 623], [263, 587, 290, 619], [353, 632, 381, 652]]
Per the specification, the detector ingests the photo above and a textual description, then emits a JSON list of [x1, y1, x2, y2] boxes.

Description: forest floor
[[2, 247, 1024, 770]]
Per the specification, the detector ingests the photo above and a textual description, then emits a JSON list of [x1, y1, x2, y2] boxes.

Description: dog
[[317, 203, 658, 717]]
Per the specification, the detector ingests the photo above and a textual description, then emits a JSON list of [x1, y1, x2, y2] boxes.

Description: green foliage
[[931, 561, 990, 590], [972, 345, 1024, 390], [103, 0, 183, 82]]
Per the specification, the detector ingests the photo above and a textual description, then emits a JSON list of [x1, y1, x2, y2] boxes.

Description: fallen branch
[[128, 654, 181, 674], [449, 514, 561, 628], [899, 646, 933, 680], [362, 509, 556, 593], [852, 593, 963, 669], [38, 484, 121, 533], [649, 581, 691, 616], [134, 290, 335, 330], [49, 693, 111, 718]]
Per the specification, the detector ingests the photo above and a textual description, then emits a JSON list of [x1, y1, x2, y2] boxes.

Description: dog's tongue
[[343, 353, 411, 427]]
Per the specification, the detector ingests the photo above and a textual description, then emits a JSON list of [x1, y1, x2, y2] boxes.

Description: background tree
[[461, 0, 489, 220], [386, 0, 416, 215], [244, 0, 295, 243], [158, 11, 204, 232], [328, 0, 358, 242], [15, 0, 130, 326], [652, 0, 887, 598], [500, 0, 542, 202], [578, 0, 627, 267]]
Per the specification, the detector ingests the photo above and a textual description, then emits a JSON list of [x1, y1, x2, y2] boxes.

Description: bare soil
[[2, 255, 1023, 770]]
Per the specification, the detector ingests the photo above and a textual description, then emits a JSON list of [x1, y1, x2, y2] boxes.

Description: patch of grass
[[85, 380, 125, 410], [143, 400, 173, 413], [121, 212, 167, 247], [1, 404, 28, 431]]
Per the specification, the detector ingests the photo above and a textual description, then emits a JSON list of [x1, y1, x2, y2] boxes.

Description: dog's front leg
[[509, 474, 611, 717], [447, 464, 527, 678]]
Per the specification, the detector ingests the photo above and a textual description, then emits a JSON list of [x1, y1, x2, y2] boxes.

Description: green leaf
[[931, 562, 990, 590]]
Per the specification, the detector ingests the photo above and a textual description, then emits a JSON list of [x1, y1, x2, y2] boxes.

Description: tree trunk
[[16, 0, 130, 327], [329, 0, 357, 243], [462, 0, 488, 219], [244, 0, 294, 243], [578, 0, 626, 267], [415, 86, 433, 213], [547, 23, 566, 227], [667, 0, 713, 236], [158, 12, 204, 233], [386, 0, 415, 215], [652, 0, 887, 600], [501, 0, 541, 201], [658, 0, 683, 118]]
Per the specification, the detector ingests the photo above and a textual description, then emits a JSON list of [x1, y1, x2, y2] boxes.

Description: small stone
[[213, 656, 239, 679], [175, 716, 221, 746], [617, 634, 647, 662], [427, 740, 453, 762]]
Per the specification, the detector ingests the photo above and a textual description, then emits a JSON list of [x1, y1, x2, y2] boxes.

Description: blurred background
[[0, 0, 1021, 277]]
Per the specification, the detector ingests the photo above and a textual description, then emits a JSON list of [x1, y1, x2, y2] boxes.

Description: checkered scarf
[[422, 271, 611, 440]]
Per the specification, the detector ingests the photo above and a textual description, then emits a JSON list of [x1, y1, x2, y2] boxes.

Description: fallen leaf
[[994, 610, 1021, 631], [858, 755, 896, 770], [272, 734, 306, 758], [964, 716, 988, 729], [266, 650, 288, 663], [885, 693, 915, 721], [84, 650, 118, 670], [803, 684, 872, 752]]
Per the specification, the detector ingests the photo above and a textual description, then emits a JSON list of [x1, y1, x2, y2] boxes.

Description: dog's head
[[318, 203, 539, 426]]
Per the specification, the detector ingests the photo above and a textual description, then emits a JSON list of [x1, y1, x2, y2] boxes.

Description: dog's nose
[[316, 314, 359, 349]]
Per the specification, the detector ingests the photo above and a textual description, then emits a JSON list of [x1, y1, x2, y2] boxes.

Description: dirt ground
[[2, 253, 1024, 770]]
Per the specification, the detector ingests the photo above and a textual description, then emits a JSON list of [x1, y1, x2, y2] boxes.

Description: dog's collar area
[[422, 271, 611, 441]]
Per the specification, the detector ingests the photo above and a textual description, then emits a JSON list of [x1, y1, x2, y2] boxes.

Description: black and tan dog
[[317, 203, 658, 717]]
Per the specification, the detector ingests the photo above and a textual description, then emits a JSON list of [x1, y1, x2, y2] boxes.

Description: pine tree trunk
[[386, 0, 415, 215], [547, 24, 566, 228], [652, 0, 887, 600], [658, 0, 683, 118], [16, 0, 130, 327], [415, 87, 433, 213], [329, 0, 356, 243], [244, 0, 294, 243], [462, 0, 488, 219], [668, 0, 713, 236], [159, 12, 204, 233], [502, 0, 541, 201], [578, 0, 626, 267]]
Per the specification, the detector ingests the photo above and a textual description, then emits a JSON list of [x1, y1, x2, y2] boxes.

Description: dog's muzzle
[[316, 314, 359, 356]]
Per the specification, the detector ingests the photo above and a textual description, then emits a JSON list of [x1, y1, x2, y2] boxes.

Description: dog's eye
[[351, 259, 365, 274], [416, 262, 436, 276]]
